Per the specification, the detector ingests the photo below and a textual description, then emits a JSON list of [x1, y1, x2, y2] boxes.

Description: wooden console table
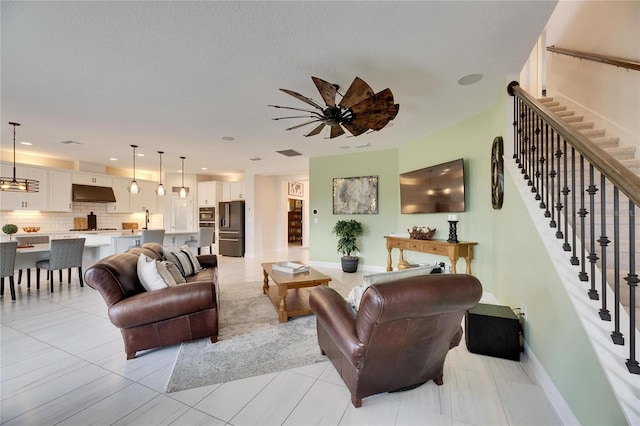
[[385, 236, 477, 274]]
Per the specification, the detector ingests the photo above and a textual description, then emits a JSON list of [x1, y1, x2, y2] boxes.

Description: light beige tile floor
[[1, 246, 561, 425]]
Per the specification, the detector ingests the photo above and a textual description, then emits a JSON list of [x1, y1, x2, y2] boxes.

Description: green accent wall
[[309, 90, 626, 425]]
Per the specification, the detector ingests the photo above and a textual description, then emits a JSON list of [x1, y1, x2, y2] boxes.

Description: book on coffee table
[[271, 262, 310, 274]]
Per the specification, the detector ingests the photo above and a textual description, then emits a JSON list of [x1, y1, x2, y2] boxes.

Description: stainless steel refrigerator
[[218, 200, 245, 257]]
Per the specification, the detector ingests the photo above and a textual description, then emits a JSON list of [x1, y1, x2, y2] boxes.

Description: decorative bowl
[[408, 227, 436, 240], [23, 227, 41, 233]]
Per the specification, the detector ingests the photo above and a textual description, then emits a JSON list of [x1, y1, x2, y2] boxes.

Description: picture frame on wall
[[332, 175, 378, 214], [288, 181, 304, 197]]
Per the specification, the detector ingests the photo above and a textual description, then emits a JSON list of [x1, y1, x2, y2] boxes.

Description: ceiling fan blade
[[312, 77, 337, 107], [329, 125, 345, 139], [305, 123, 326, 137], [285, 119, 323, 131], [279, 88, 325, 110], [349, 88, 395, 115], [339, 77, 374, 109], [272, 114, 320, 121], [342, 121, 370, 137]]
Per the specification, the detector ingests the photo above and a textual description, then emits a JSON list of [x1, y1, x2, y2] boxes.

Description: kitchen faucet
[[143, 209, 149, 230]]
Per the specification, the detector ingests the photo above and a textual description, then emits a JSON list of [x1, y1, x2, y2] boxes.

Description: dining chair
[[1, 241, 18, 300], [186, 228, 215, 255], [36, 238, 86, 292], [16, 235, 50, 289]]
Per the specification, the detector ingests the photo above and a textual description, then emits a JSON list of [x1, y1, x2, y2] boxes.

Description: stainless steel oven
[[199, 207, 215, 228]]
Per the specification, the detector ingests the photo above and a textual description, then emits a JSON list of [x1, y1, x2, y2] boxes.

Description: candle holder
[[447, 220, 459, 243]]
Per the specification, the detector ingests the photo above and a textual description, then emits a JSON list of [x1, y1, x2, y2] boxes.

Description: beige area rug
[[165, 281, 327, 393]]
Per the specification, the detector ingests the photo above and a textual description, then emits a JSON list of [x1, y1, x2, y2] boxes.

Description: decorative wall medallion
[[491, 136, 504, 209]]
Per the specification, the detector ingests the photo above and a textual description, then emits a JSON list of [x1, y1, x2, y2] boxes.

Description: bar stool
[[186, 228, 215, 255], [16, 235, 50, 289], [0, 241, 18, 300], [36, 238, 85, 292]]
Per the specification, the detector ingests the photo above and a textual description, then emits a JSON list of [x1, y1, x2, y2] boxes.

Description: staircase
[[536, 96, 640, 329]]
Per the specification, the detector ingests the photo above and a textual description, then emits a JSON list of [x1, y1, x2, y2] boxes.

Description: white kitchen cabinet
[[72, 172, 113, 186], [129, 179, 157, 213], [107, 177, 131, 213], [0, 162, 48, 210], [48, 169, 72, 212], [222, 180, 245, 201], [198, 181, 222, 206]]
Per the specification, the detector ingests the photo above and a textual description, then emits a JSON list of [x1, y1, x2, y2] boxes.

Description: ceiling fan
[[269, 76, 399, 139]]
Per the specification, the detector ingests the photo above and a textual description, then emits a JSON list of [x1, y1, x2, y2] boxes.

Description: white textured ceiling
[[1, 1, 556, 178]]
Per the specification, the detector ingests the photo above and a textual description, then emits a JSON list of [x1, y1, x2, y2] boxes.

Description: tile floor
[[1, 246, 561, 425]]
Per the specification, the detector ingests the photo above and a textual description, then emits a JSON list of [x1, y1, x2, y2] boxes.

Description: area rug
[[165, 281, 327, 393]]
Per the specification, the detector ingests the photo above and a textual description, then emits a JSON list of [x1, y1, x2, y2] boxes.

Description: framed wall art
[[332, 175, 378, 214], [288, 181, 304, 197]]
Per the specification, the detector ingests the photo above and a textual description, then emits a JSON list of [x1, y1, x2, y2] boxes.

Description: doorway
[[287, 198, 303, 245]]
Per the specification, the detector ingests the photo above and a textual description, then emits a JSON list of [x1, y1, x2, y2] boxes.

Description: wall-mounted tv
[[399, 158, 465, 213]]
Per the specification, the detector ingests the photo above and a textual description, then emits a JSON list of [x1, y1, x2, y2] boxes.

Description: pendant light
[[128, 144, 139, 194], [155, 151, 166, 196], [179, 156, 187, 198], [0, 122, 40, 192]]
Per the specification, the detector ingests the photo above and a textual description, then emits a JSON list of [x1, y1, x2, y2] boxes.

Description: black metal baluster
[[611, 187, 624, 345], [562, 139, 570, 246], [557, 138, 567, 240], [542, 123, 550, 215], [551, 132, 561, 230], [549, 129, 560, 228], [598, 173, 610, 321], [513, 96, 519, 163], [532, 114, 540, 198], [570, 146, 579, 264], [578, 156, 588, 281], [587, 164, 599, 299], [625, 202, 639, 374], [523, 106, 531, 180]]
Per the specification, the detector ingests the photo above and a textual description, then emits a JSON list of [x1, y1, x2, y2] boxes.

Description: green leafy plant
[[2, 223, 18, 240], [332, 219, 364, 257]]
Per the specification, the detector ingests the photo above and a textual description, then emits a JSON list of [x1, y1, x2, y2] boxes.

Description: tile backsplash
[[0, 202, 149, 232]]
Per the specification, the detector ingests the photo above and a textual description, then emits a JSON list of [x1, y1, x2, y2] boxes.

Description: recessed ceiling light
[[20, 141, 32, 146], [137, 153, 144, 157], [201, 167, 208, 170], [109, 157, 118, 161], [457, 73, 483, 86], [222, 136, 235, 141]]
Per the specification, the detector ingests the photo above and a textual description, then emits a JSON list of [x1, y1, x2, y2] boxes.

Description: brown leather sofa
[[309, 273, 482, 407], [85, 243, 219, 360]]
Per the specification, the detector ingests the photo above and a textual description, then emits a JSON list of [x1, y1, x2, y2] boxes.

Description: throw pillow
[[160, 260, 187, 284], [165, 246, 202, 277], [137, 253, 169, 291], [155, 261, 179, 287], [346, 265, 435, 311]]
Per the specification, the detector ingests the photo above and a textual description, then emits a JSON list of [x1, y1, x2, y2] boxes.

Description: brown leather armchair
[[85, 243, 219, 359], [309, 273, 482, 407]]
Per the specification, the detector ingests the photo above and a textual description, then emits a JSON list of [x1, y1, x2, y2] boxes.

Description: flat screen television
[[399, 158, 465, 213]]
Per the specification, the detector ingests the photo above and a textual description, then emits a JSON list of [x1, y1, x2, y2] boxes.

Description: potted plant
[[2, 224, 18, 240], [332, 219, 364, 273]]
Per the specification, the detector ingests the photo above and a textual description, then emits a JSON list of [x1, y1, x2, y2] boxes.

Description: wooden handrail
[[508, 81, 640, 207], [547, 45, 640, 72]]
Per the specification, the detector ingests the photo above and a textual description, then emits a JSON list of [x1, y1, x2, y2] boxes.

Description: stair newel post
[[587, 164, 599, 299], [625, 201, 640, 374], [569, 147, 579, 264], [549, 131, 558, 229], [578, 155, 589, 282], [598, 173, 611, 321], [611, 187, 624, 345]]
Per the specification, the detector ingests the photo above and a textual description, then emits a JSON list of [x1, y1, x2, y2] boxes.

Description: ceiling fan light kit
[[270, 76, 399, 139]]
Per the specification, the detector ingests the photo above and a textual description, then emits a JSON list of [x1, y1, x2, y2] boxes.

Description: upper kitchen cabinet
[[222, 181, 245, 201], [0, 162, 48, 210], [129, 179, 157, 213], [198, 181, 222, 206], [72, 172, 113, 186], [48, 169, 72, 212], [107, 177, 131, 213]]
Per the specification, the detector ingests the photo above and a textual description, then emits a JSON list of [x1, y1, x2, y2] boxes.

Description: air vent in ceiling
[[250, 157, 262, 161], [276, 149, 302, 157], [61, 140, 82, 145]]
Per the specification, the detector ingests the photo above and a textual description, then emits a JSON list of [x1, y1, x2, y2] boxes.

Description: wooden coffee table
[[261, 262, 332, 323]]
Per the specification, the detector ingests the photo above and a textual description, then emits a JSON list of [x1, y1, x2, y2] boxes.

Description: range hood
[[72, 184, 117, 203]]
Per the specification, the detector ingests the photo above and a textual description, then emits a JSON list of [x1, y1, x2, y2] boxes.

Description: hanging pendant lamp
[[156, 151, 166, 196], [0, 122, 40, 192], [128, 144, 140, 194], [179, 156, 187, 198]]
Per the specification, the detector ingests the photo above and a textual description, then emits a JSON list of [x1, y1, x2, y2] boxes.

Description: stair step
[[604, 146, 636, 161], [580, 128, 606, 138], [539, 97, 555, 103], [591, 136, 620, 148], [543, 101, 560, 107], [555, 110, 574, 117], [548, 105, 567, 113], [571, 121, 595, 130], [562, 115, 585, 123]]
